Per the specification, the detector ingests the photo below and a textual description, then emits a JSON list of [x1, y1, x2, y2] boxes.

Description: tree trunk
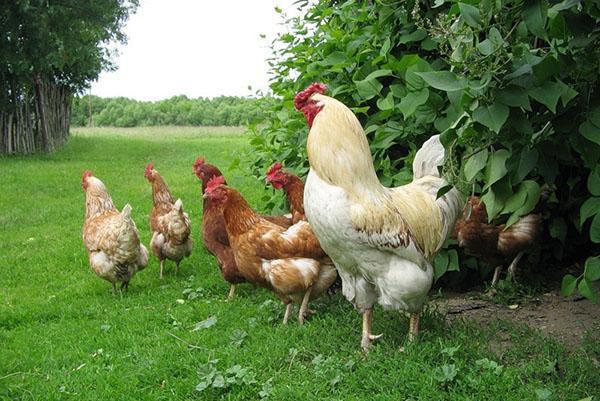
[[0, 76, 71, 155]]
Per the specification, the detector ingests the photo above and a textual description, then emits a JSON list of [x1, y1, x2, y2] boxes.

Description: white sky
[[91, 0, 298, 100]]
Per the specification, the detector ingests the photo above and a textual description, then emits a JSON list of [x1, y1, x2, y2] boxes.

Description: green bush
[[248, 0, 600, 299]]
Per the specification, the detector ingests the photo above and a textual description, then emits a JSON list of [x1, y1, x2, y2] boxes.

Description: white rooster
[[296, 83, 464, 350]]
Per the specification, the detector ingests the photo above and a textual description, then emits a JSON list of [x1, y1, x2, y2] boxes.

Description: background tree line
[[247, 0, 600, 298], [1, 0, 138, 154], [71, 95, 276, 127]]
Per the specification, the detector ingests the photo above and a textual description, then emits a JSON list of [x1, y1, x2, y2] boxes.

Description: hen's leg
[[490, 265, 503, 287], [361, 308, 383, 352], [298, 286, 313, 325], [120, 281, 129, 292], [227, 284, 236, 300], [159, 260, 164, 279], [506, 251, 524, 283], [112, 282, 117, 295], [283, 303, 293, 325], [408, 313, 420, 341], [175, 261, 180, 276]]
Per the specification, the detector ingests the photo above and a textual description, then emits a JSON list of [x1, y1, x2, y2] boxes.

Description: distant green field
[[0, 127, 597, 400]]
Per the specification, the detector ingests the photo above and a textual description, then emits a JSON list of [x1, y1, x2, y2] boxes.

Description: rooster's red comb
[[266, 162, 283, 177], [294, 82, 327, 110], [205, 175, 225, 193]]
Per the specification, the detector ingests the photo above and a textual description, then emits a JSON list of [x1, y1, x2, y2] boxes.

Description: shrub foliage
[[249, 0, 600, 298]]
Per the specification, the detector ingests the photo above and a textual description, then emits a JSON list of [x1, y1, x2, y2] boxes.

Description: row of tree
[[71, 95, 276, 127], [249, 0, 600, 298], [1, 0, 138, 154]]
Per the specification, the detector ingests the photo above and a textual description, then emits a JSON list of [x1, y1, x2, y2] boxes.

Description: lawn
[[0, 127, 597, 401]]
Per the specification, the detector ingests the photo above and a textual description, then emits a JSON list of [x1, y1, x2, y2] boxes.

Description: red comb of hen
[[294, 82, 327, 110], [266, 162, 283, 177], [193, 157, 205, 172], [81, 170, 93, 190], [144, 162, 154, 180], [205, 175, 225, 193]]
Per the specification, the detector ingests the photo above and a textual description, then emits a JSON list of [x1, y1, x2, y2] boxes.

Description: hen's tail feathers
[[413, 135, 445, 180], [174, 198, 183, 212], [498, 214, 542, 256], [121, 204, 133, 220]]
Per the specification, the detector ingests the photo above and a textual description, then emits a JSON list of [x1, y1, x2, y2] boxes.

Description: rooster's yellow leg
[[283, 303, 293, 325], [227, 284, 236, 300], [408, 313, 420, 342], [361, 308, 383, 352], [298, 286, 313, 325]]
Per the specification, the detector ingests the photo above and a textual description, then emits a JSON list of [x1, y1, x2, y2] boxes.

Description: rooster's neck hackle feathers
[[307, 93, 381, 196]]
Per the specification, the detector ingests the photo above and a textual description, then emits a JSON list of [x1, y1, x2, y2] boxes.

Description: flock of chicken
[[81, 83, 541, 350]]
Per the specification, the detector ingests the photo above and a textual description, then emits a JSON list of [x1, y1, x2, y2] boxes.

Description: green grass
[[1, 126, 597, 400]]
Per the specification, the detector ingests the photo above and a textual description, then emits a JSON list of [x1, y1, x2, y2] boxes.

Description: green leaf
[[515, 149, 539, 183], [320, 51, 348, 66], [482, 177, 513, 220], [578, 277, 598, 303], [560, 274, 578, 296], [473, 103, 509, 133], [528, 82, 563, 113], [398, 88, 429, 118], [579, 121, 600, 145], [380, 37, 391, 57], [447, 249, 460, 272], [505, 181, 540, 226], [523, 0, 547, 39], [580, 197, 600, 227], [398, 29, 427, 44], [483, 149, 510, 190], [355, 79, 383, 100], [557, 80, 578, 106], [191, 315, 217, 331], [436, 184, 453, 199], [532, 55, 561, 81], [502, 183, 529, 214], [458, 2, 481, 28], [363, 69, 393, 81], [464, 148, 489, 181], [434, 252, 449, 280], [591, 213, 600, 243], [415, 71, 468, 92], [376, 92, 395, 111], [588, 166, 600, 196], [550, 217, 567, 243], [535, 388, 552, 401], [584, 256, 600, 281], [497, 86, 532, 111]]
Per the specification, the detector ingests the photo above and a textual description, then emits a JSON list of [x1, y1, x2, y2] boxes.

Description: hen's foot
[[282, 303, 293, 325], [227, 284, 236, 300], [298, 287, 313, 325]]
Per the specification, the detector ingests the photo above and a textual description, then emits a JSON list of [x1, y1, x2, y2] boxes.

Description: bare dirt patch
[[433, 290, 600, 350]]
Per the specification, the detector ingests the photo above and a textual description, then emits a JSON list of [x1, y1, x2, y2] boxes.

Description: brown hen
[[455, 196, 541, 286], [204, 175, 337, 324]]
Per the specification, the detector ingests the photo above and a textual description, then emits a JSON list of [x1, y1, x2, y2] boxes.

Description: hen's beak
[[202, 193, 208, 199]]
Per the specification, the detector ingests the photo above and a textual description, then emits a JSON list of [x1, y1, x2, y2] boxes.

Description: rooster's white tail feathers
[[412, 135, 445, 180]]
